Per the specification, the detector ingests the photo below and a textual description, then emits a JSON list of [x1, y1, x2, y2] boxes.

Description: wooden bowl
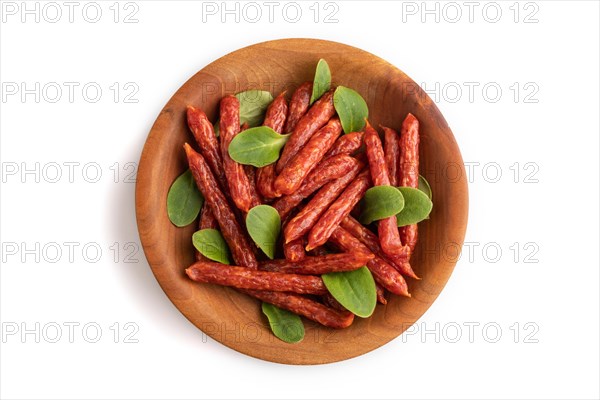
[[135, 38, 468, 364]]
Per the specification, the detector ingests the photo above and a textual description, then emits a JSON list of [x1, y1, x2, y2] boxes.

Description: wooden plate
[[135, 38, 468, 365]]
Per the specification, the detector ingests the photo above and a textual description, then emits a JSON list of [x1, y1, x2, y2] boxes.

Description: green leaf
[[333, 86, 368, 134], [236, 90, 274, 128], [396, 187, 433, 226], [246, 205, 281, 259], [310, 59, 331, 105], [322, 267, 376, 318], [418, 174, 433, 200], [261, 303, 304, 344], [192, 229, 231, 264], [167, 169, 203, 227], [359, 185, 405, 225], [228, 126, 289, 167]]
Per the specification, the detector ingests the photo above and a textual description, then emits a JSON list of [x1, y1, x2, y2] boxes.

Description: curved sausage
[[325, 131, 364, 158], [243, 289, 354, 329], [219, 95, 254, 212], [186, 106, 228, 194], [184, 143, 258, 269], [273, 154, 358, 220], [274, 118, 342, 195], [364, 121, 405, 256], [399, 113, 421, 253], [259, 252, 373, 275], [328, 227, 410, 297], [306, 170, 371, 251], [257, 92, 288, 199], [276, 90, 335, 173], [186, 261, 327, 295], [340, 215, 418, 279], [283, 238, 306, 262], [283, 82, 312, 134], [382, 126, 400, 187], [283, 160, 363, 243]]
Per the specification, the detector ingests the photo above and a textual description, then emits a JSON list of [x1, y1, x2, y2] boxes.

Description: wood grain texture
[[135, 39, 468, 365]]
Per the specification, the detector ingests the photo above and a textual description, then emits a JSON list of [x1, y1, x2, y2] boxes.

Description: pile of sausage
[[184, 82, 420, 329]]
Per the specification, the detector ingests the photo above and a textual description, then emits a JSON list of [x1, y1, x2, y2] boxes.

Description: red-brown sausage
[[325, 131, 364, 158], [273, 154, 359, 220], [276, 90, 335, 173], [364, 121, 404, 256], [328, 227, 410, 297], [322, 293, 348, 312], [283, 82, 312, 134], [283, 239, 305, 261], [195, 205, 220, 261], [376, 284, 387, 304], [283, 160, 363, 243], [306, 170, 371, 251], [259, 252, 373, 275], [186, 261, 327, 295], [186, 106, 228, 193], [244, 164, 262, 208], [219, 95, 254, 212], [399, 113, 421, 253], [274, 117, 342, 195], [340, 215, 418, 279], [257, 92, 288, 199], [243, 289, 354, 329], [382, 126, 400, 187], [283, 238, 306, 262], [184, 143, 258, 269], [199, 205, 219, 230]]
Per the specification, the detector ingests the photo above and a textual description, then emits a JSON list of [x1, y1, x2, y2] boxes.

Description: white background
[[1, 1, 599, 399]]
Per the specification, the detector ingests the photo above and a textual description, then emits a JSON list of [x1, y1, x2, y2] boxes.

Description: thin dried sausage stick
[[382, 126, 400, 187], [199, 205, 219, 230], [283, 238, 306, 262], [340, 215, 418, 279], [242, 289, 354, 329], [244, 164, 262, 208], [399, 113, 420, 253], [364, 121, 405, 256], [276, 90, 335, 173], [184, 143, 258, 269], [376, 284, 387, 304], [328, 227, 410, 297], [322, 293, 348, 312], [283, 82, 312, 134], [256, 164, 278, 200], [195, 205, 220, 261], [306, 169, 371, 251], [186, 261, 327, 295], [273, 154, 358, 220], [325, 131, 364, 158], [259, 252, 373, 275], [283, 160, 363, 243], [240, 122, 261, 207], [257, 92, 288, 199], [186, 106, 228, 193], [274, 117, 342, 195], [219, 95, 254, 212]]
